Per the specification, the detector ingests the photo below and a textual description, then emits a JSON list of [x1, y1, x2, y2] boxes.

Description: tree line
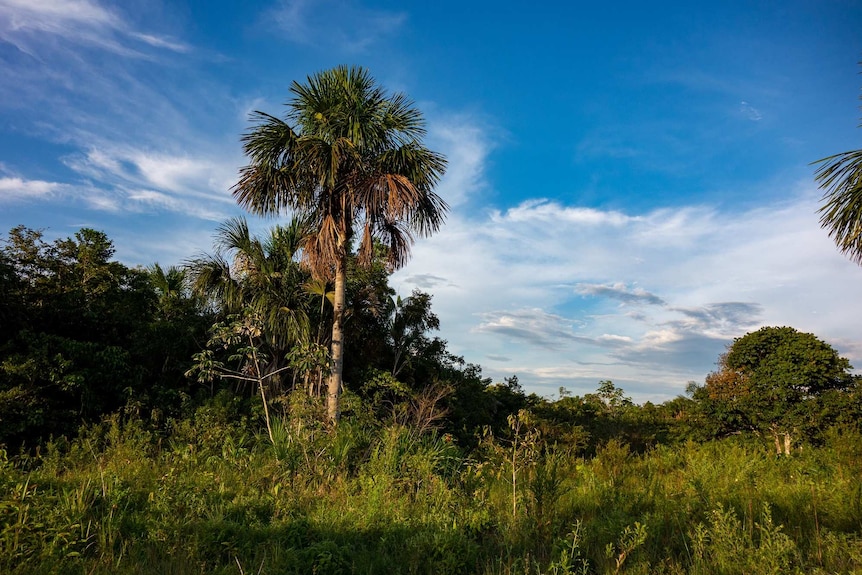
[[1, 221, 860, 455]]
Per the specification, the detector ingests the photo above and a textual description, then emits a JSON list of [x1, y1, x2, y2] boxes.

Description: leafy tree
[[339, 246, 396, 388], [232, 65, 448, 422], [0, 227, 158, 445], [186, 312, 297, 443], [387, 290, 441, 379], [137, 264, 212, 409], [694, 326, 855, 453], [590, 380, 634, 417], [0, 250, 21, 339], [149, 264, 193, 318]]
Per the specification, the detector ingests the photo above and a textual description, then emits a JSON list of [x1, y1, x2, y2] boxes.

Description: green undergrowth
[[2, 407, 862, 574]]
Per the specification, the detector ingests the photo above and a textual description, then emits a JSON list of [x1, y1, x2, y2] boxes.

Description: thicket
[[2, 225, 862, 574]]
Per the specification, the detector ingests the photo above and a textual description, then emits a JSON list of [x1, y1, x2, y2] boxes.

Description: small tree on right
[[694, 326, 856, 454]]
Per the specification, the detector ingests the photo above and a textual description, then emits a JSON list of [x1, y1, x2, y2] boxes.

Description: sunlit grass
[[2, 410, 861, 574]]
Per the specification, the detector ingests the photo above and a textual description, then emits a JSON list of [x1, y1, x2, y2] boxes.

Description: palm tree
[[814, 74, 862, 264], [148, 263, 191, 318], [187, 216, 311, 380], [815, 149, 862, 264], [232, 66, 447, 422]]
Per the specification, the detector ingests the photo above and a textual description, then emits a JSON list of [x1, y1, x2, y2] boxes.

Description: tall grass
[[2, 410, 861, 574]]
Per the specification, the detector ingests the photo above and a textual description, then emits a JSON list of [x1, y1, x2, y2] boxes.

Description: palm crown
[[233, 65, 447, 275]]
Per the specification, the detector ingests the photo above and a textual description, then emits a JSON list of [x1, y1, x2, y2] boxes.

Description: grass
[[2, 410, 861, 574]]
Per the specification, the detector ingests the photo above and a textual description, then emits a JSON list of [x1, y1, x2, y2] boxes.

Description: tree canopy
[[694, 326, 856, 453]]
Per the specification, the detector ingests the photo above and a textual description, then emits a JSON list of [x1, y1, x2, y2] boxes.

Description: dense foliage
[[0, 227, 209, 447], [2, 408, 862, 574], [1, 224, 861, 574]]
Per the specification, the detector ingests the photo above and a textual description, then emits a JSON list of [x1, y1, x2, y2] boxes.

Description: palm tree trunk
[[327, 251, 347, 423], [249, 336, 274, 443]]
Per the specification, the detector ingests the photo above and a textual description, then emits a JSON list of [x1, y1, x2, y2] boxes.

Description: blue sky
[[2, 0, 862, 401]]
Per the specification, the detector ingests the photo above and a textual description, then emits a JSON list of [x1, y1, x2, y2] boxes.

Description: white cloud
[[125, 188, 226, 221], [82, 190, 121, 212], [129, 152, 236, 202], [0, 0, 188, 55], [394, 120, 862, 400], [59, 145, 239, 218], [0, 0, 118, 29], [596, 334, 633, 344], [131, 32, 189, 53], [427, 120, 493, 207], [0, 176, 63, 200], [0, 158, 234, 222], [0, 0, 249, 226], [496, 200, 635, 226]]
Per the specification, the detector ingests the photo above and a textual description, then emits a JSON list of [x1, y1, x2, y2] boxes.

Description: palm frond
[[814, 149, 862, 264]]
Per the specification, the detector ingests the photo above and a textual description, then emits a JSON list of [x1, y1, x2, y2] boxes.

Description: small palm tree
[[233, 66, 447, 422], [148, 263, 191, 318], [187, 216, 311, 379]]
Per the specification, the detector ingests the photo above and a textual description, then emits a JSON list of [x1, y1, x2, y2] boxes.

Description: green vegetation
[[690, 326, 857, 455], [2, 66, 862, 573], [2, 405, 862, 574], [2, 221, 861, 574]]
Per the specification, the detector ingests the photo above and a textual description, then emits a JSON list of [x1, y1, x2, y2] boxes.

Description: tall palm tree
[[233, 66, 447, 422]]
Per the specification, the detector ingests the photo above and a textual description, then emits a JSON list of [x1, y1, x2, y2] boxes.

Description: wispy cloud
[[428, 119, 494, 207], [494, 200, 635, 226], [0, 172, 230, 222], [740, 100, 762, 121], [124, 189, 227, 221], [670, 302, 763, 334], [576, 282, 667, 306], [401, 273, 452, 289], [60, 146, 237, 217], [0, 0, 189, 55], [131, 32, 190, 53], [268, 0, 406, 52], [474, 308, 588, 351], [0, 0, 246, 223], [0, 0, 119, 32]]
